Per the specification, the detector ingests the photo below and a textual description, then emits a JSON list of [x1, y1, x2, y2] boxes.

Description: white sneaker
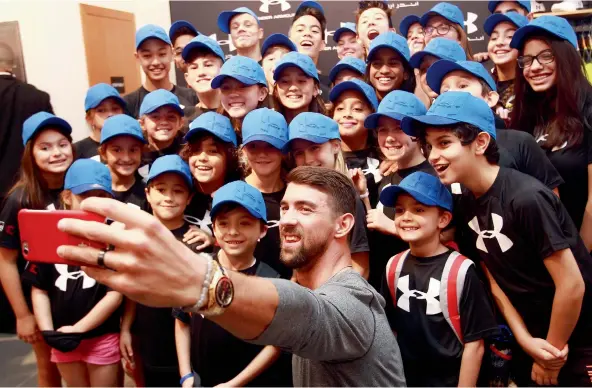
[[551, 0, 584, 12]]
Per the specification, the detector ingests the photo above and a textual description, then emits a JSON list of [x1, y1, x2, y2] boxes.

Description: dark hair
[[365, 51, 416, 97], [511, 36, 592, 150], [418, 122, 500, 164], [355, 1, 394, 28], [179, 132, 242, 186], [287, 166, 357, 219], [293, 6, 327, 39], [171, 26, 197, 45]]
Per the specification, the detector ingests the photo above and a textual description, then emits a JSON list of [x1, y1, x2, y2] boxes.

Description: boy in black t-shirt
[[174, 181, 291, 388], [380, 171, 499, 386], [402, 91, 592, 386], [124, 24, 197, 118]]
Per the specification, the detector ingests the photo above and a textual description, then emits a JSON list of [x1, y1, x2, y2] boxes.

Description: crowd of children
[[1, 0, 592, 386]]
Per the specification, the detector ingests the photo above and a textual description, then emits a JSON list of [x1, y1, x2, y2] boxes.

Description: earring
[[257, 238, 261, 242]]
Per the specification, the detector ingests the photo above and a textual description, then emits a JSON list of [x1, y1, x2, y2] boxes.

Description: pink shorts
[[51, 333, 121, 365]]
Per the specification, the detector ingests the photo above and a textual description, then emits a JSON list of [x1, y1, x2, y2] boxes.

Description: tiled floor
[[0, 334, 38, 387]]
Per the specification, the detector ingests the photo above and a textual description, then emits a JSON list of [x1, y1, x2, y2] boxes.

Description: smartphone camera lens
[[23, 242, 29, 255]]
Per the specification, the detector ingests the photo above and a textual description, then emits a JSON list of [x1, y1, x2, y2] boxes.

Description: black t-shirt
[[380, 250, 499, 386], [343, 148, 381, 208], [535, 128, 592, 229], [123, 85, 198, 119], [351, 196, 370, 256], [318, 73, 331, 103], [184, 191, 213, 235], [173, 260, 292, 387], [138, 133, 184, 181], [112, 174, 147, 210], [73, 137, 101, 161], [497, 129, 563, 191], [454, 167, 592, 345], [254, 188, 292, 279], [134, 222, 202, 371]]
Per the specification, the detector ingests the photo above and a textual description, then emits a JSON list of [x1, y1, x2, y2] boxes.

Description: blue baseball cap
[[147, 154, 193, 189], [367, 32, 411, 64], [329, 79, 378, 111], [182, 35, 225, 62], [365, 90, 427, 129], [488, 1, 531, 13], [380, 171, 453, 211], [285, 112, 340, 152], [261, 33, 297, 57], [65, 159, 113, 196], [139, 89, 184, 117], [211, 181, 267, 222], [84, 83, 125, 111], [399, 15, 422, 38], [510, 15, 578, 49], [136, 24, 172, 49], [185, 111, 238, 146], [100, 114, 147, 144], [329, 56, 366, 84], [217, 7, 259, 34], [169, 20, 199, 42], [22, 112, 72, 146], [211, 56, 267, 89], [409, 37, 466, 68], [427, 60, 497, 94], [401, 91, 496, 139], [484, 12, 529, 35], [242, 108, 289, 151], [273, 51, 319, 81], [333, 22, 357, 43], [296, 1, 325, 15], [420, 2, 464, 28]]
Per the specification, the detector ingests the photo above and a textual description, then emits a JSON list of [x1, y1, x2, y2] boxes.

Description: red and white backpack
[[386, 248, 474, 343]]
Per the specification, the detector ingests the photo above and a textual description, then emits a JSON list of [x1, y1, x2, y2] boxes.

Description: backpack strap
[[386, 249, 410, 305], [440, 251, 474, 343]]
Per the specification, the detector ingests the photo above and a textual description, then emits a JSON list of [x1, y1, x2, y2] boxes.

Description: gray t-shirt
[[251, 269, 406, 387]]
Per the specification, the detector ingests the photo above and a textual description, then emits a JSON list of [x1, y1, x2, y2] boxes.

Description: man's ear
[[335, 212, 355, 239], [484, 91, 500, 108], [474, 131, 492, 156]]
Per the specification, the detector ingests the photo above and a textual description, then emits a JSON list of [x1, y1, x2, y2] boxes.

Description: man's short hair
[[355, 1, 394, 28], [171, 27, 197, 44], [287, 166, 356, 218], [292, 6, 327, 40]]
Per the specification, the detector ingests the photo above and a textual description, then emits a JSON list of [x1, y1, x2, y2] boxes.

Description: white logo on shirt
[[184, 209, 212, 234], [54, 264, 96, 292], [468, 213, 514, 253], [362, 157, 382, 183], [0, 221, 4, 232], [397, 275, 441, 315], [535, 134, 568, 151], [259, 0, 291, 13]]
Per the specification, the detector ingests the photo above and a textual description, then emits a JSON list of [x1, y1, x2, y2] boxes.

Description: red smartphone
[[18, 209, 108, 266]]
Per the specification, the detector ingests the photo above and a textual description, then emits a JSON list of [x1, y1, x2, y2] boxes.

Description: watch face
[[215, 276, 234, 308]]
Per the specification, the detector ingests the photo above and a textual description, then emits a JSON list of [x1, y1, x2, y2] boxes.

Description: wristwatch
[[198, 260, 234, 316]]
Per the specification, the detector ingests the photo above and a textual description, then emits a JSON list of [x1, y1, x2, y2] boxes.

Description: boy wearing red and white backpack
[[380, 171, 499, 387]]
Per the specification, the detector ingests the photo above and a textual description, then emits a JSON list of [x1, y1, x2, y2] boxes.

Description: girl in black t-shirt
[[511, 16, 592, 251], [27, 159, 122, 387], [0, 112, 74, 387]]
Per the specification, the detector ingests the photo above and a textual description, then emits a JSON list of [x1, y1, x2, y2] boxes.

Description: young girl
[[181, 111, 241, 234], [272, 51, 327, 123], [74, 83, 125, 160], [421, 2, 474, 59], [211, 55, 268, 140], [400, 15, 425, 55], [0, 112, 73, 387], [99, 114, 148, 209], [285, 112, 370, 278], [25, 159, 122, 387], [511, 15, 592, 250], [366, 32, 415, 101], [241, 107, 291, 279], [261, 33, 296, 94], [484, 12, 529, 121], [329, 79, 381, 208]]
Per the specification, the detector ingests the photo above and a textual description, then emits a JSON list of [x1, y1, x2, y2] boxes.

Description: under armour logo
[[397, 275, 441, 315], [185, 209, 212, 234], [468, 214, 513, 253], [267, 220, 280, 228], [54, 264, 96, 292], [362, 157, 382, 183], [535, 134, 567, 151], [209, 33, 235, 54], [464, 12, 478, 35], [259, 0, 290, 13]]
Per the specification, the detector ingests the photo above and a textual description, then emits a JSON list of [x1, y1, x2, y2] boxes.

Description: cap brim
[[182, 41, 223, 61], [297, 1, 324, 15], [242, 134, 287, 153], [70, 183, 113, 196], [510, 25, 550, 49], [380, 184, 444, 209], [86, 95, 126, 111], [169, 21, 198, 40], [409, 50, 441, 69], [136, 36, 170, 50], [333, 27, 356, 43], [273, 62, 317, 81], [211, 74, 259, 89], [184, 127, 236, 146], [364, 112, 407, 130], [142, 103, 185, 117], [283, 134, 332, 153], [400, 15, 421, 38], [102, 133, 147, 145], [368, 45, 410, 66], [217, 11, 239, 34], [211, 199, 266, 222], [426, 60, 465, 94], [401, 114, 460, 137], [420, 11, 460, 27], [484, 14, 514, 36], [39, 116, 73, 134], [329, 63, 364, 83], [262, 36, 297, 56], [147, 170, 193, 189]]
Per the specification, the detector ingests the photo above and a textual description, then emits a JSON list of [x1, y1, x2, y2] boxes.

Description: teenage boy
[[489, 0, 531, 16], [329, 56, 366, 86], [124, 24, 197, 118], [181, 35, 225, 121], [174, 180, 291, 388], [169, 20, 199, 76], [261, 33, 296, 93], [380, 171, 499, 386], [425, 58, 564, 192], [334, 22, 365, 60], [120, 154, 201, 387], [217, 7, 263, 62], [356, 0, 394, 52], [402, 91, 592, 387]]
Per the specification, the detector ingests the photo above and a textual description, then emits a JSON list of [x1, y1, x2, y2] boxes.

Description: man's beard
[[279, 226, 331, 269]]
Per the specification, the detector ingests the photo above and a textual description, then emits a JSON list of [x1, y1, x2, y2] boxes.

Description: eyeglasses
[[424, 24, 453, 37], [517, 49, 555, 68]]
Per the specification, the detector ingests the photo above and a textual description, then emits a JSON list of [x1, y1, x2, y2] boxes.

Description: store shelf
[[533, 8, 592, 19]]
